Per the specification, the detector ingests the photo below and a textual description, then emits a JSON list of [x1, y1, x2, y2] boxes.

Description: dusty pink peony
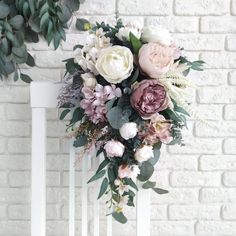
[[104, 140, 125, 158], [138, 42, 174, 78], [130, 80, 169, 118], [118, 164, 140, 181], [144, 113, 172, 144]]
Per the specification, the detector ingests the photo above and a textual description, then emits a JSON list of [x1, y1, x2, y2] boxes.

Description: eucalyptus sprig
[[0, 0, 85, 82]]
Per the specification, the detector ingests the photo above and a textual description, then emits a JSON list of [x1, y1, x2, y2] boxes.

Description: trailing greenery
[[0, 0, 85, 82]]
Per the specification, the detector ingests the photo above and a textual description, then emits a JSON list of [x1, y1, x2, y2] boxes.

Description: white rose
[[134, 145, 154, 163], [116, 25, 141, 41], [141, 26, 173, 46], [119, 122, 138, 140], [104, 140, 125, 158], [95, 46, 134, 84], [81, 73, 97, 89]]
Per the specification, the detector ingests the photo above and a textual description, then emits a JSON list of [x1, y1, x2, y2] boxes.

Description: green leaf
[[97, 177, 108, 199], [26, 53, 35, 67], [76, 18, 91, 31], [66, 0, 80, 11], [13, 70, 19, 82], [129, 67, 139, 85], [108, 165, 117, 183], [20, 73, 32, 83], [9, 15, 24, 30], [60, 109, 70, 120], [73, 135, 87, 147], [0, 38, 9, 55], [124, 178, 138, 191], [96, 159, 109, 174], [152, 187, 168, 195], [105, 97, 117, 111], [70, 107, 84, 124], [138, 161, 154, 182], [112, 212, 127, 224], [88, 169, 106, 183], [148, 148, 160, 166], [106, 106, 129, 129], [142, 180, 156, 189], [58, 5, 72, 23], [129, 32, 142, 55], [0, 2, 10, 19]]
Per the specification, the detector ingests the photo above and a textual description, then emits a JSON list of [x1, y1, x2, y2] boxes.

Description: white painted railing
[[30, 81, 151, 236]]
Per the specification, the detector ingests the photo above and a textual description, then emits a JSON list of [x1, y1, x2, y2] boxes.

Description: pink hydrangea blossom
[[80, 84, 121, 124]]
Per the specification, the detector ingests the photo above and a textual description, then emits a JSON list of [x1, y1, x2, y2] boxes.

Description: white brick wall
[[0, 0, 235, 235]]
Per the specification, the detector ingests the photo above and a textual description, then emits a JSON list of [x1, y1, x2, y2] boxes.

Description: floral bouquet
[[58, 20, 204, 223]]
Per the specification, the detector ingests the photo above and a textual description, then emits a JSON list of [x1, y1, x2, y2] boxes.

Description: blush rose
[[138, 42, 174, 78]]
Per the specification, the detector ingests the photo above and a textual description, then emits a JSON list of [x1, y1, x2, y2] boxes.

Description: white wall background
[[0, 0, 236, 235]]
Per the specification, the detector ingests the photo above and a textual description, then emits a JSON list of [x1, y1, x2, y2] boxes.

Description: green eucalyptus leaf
[[124, 178, 138, 191], [0, 2, 10, 19], [20, 73, 32, 83], [9, 15, 24, 30], [0, 38, 9, 55], [112, 212, 127, 224], [138, 161, 154, 182], [96, 159, 109, 174], [97, 177, 108, 199], [148, 148, 160, 166], [88, 169, 106, 183], [142, 180, 156, 189], [70, 107, 84, 124], [152, 187, 168, 195], [66, 0, 80, 11], [13, 70, 19, 81], [58, 5, 72, 23], [106, 106, 129, 129], [26, 53, 35, 67], [60, 109, 70, 120]]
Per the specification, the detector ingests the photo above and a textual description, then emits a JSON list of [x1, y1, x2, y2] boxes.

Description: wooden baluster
[[31, 108, 46, 236], [69, 140, 75, 236]]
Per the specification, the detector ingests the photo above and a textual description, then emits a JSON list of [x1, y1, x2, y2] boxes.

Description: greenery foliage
[[0, 0, 84, 82]]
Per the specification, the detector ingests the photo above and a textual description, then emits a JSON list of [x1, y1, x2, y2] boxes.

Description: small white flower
[[104, 140, 125, 158], [116, 24, 141, 41], [118, 164, 140, 181], [81, 73, 97, 89], [135, 145, 154, 163], [96, 46, 134, 84], [142, 25, 173, 46], [119, 122, 138, 140]]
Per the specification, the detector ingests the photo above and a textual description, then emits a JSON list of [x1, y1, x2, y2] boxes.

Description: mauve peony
[[138, 42, 174, 78], [130, 80, 169, 118], [104, 140, 125, 158]]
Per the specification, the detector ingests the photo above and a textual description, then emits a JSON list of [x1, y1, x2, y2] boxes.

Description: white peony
[[95, 46, 134, 84], [119, 122, 138, 140], [104, 140, 125, 158], [134, 145, 154, 163], [81, 73, 97, 89], [116, 24, 141, 41], [141, 26, 173, 46]]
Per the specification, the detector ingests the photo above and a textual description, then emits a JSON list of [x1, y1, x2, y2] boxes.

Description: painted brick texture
[[0, 0, 235, 235]]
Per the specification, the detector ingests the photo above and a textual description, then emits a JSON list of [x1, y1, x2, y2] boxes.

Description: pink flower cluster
[[80, 84, 122, 124]]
